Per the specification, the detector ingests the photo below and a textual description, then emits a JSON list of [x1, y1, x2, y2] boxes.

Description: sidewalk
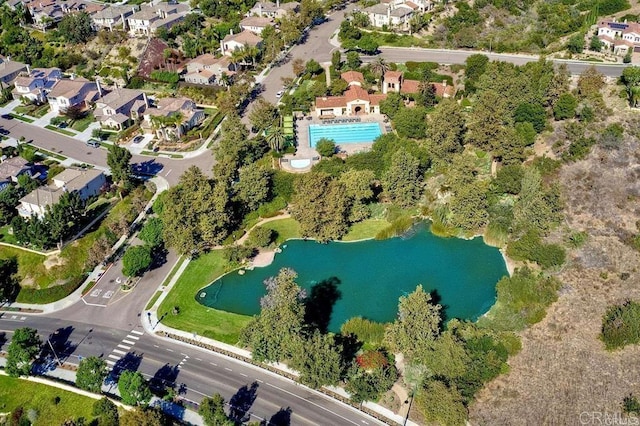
[[0, 360, 203, 425], [1, 176, 169, 314], [143, 252, 419, 426]]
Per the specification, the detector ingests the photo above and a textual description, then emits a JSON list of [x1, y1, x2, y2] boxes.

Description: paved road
[[371, 47, 629, 77], [0, 316, 384, 426], [0, 116, 214, 186]]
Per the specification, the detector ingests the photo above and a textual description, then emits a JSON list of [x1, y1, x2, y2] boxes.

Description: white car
[[276, 90, 285, 98]]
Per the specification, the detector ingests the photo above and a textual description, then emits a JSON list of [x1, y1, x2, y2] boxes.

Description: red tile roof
[[315, 96, 346, 108], [400, 79, 420, 94], [341, 71, 364, 84], [384, 70, 402, 81], [369, 94, 387, 106], [345, 86, 370, 102]]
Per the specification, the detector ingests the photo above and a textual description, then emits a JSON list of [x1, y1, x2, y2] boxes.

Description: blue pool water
[[309, 122, 383, 146]]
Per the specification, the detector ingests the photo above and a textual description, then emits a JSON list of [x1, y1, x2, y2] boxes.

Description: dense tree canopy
[[76, 356, 108, 393], [6, 327, 41, 377]]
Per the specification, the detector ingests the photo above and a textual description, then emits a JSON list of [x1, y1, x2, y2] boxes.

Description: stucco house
[[183, 54, 235, 85], [247, 0, 299, 19], [18, 168, 106, 219], [127, 3, 189, 36], [12, 67, 62, 103], [25, 0, 105, 30], [221, 30, 263, 56], [94, 88, 148, 130], [364, 3, 414, 31], [0, 157, 32, 192], [0, 56, 28, 87], [597, 19, 640, 55], [144, 97, 205, 140], [382, 70, 453, 98], [47, 77, 101, 113], [92, 5, 136, 31], [239, 16, 274, 34]]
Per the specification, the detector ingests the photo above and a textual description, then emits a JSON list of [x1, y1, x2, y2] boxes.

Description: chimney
[[70, 73, 75, 80], [26, 64, 31, 74], [230, 28, 234, 35]]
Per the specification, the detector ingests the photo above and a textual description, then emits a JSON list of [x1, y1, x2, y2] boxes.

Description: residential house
[[94, 87, 148, 130], [597, 19, 640, 55], [92, 5, 136, 31], [0, 157, 32, 192], [220, 30, 263, 56], [127, 3, 190, 36], [47, 77, 101, 113], [25, 0, 105, 30], [144, 97, 205, 140], [239, 16, 274, 34], [247, 0, 299, 19], [183, 54, 235, 85], [18, 168, 106, 218], [12, 67, 62, 103], [364, 2, 414, 31], [341, 71, 365, 87], [0, 56, 28, 87]]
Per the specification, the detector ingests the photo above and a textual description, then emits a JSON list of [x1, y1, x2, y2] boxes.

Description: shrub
[[601, 300, 640, 350], [356, 350, 389, 370], [316, 138, 336, 157], [507, 230, 566, 269], [554, 93, 577, 120], [150, 71, 180, 84], [341, 317, 387, 345], [222, 245, 255, 264]]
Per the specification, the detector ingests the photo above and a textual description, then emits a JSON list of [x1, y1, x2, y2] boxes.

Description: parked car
[[132, 135, 144, 144], [86, 139, 100, 148], [276, 90, 285, 98]]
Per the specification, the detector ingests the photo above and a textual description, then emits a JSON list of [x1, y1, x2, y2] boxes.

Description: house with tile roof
[[126, 3, 189, 36], [94, 87, 148, 130], [17, 168, 106, 219], [597, 19, 640, 55], [247, 0, 299, 19], [12, 67, 62, 103], [382, 70, 453, 98], [341, 71, 365, 86], [240, 16, 274, 34], [47, 77, 101, 113], [220, 30, 263, 56], [184, 54, 235, 85], [0, 56, 28, 87], [92, 5, 136, 31], [364, 3, 414, 31], [0, 157, 32, 192], [143, 97, 205, 140]]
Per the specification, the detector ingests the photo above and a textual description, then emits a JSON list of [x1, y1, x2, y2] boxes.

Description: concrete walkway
[[1, 176, 169, 314], [0, 360, 203, 425]]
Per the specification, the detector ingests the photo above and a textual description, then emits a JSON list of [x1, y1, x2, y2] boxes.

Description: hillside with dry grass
[[470, 87, 640, 425]]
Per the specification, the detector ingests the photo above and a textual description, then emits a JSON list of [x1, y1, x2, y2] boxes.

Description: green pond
[[197, 224, 508, 332]]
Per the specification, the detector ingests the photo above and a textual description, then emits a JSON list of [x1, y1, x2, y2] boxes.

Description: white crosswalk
[[105, 329, 143, 367]]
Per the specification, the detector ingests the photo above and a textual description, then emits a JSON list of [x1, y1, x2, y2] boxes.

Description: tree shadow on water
[[229, 381, 259, 423], [430, 288, 448, 327], [304, 277, 342, 333]]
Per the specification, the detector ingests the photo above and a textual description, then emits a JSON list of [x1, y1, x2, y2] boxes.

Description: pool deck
[[280, 113, 390, 173]]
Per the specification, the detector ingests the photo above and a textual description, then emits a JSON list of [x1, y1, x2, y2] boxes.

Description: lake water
[[197, 225, 508, 332]]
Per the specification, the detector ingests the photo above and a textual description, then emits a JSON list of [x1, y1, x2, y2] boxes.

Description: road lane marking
[[209, 362, 217, 366], [108, 354, 121, 360], [195, 358, 202, 361], [257, 379, 264, 383], [126, 335, 140, 340], [153, 344, 159, 348], [265, 382, 360, 426], [240, 373, 248, 377], [106, 360, 115, 365], [130, 330, 144, 335], [180, 353, 188, 356], [166, 348, 174, 352], [165, 169, 172, 177], [117, 344, 131, 350], [224, 367, 232, 372], [112, 349, 126, 355], [122, 340, 136, 345]]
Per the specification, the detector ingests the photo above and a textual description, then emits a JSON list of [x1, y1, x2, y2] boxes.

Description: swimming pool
[[309, 122, 382, 147]]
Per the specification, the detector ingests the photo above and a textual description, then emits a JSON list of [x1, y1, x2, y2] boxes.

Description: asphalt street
[[0, 115, 214, 186], [0, 316, 384, 426]]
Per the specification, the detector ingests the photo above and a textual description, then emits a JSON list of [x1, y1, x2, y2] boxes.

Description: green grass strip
[[9, 113, 34, 123], [45, 125, 76, 137]]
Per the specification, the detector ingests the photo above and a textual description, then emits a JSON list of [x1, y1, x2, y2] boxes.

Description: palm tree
[[369, 57, 389, 86], [266, 126, 286, 152], [230, 49, 245, 72]]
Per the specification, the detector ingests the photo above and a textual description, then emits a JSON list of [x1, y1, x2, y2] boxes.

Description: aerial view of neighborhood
[[1, 0, 640, 423]]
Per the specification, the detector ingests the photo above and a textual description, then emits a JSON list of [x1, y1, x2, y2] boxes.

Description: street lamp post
[[403, 386, 416, 426], [47, 339, 62, 367]]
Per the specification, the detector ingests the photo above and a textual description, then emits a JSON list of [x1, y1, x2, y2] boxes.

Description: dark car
[[132, 135, 144, 144]]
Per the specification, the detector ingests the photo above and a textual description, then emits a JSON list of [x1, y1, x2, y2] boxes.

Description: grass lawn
[[255, 218, 301, 245], [9, 113, 34, 123], [158, 250, 251, 344], [13, 104, 50, 118], [366, 30, 427, 48], [0, 375, 98, 425], [36, 147, 67, 161], [0, 246, 50, 288], [70, 114, 94, 132], [342, 219, 391, 241], [145, 291, 163, 310], [0, 225, 18, 245], [45, 125, 76, 137]]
